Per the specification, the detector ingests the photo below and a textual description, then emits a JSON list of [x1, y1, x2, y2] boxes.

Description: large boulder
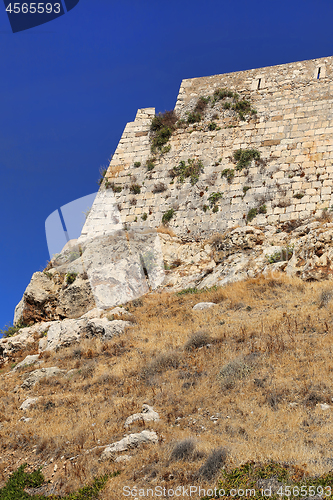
[[87, 318, 132, 339], [38, 316, 132, 352], [39, 318, 88, 352]]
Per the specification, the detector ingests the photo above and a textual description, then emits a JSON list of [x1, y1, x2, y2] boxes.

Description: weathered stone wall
[[82, 55, 333, 241]]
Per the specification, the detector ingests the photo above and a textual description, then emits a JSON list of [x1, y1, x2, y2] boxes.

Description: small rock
[[115, 455, 132, 463], [19, 397, 39, 411], [124, 404, 160, 428], [319, 403, 330, 410], [192, 302, 217, 311], [66, 369, 79, 378], [20, 416, 31, 423]]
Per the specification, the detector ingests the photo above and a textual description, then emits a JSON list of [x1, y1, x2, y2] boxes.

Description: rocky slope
[[2, 214, 333, 497]]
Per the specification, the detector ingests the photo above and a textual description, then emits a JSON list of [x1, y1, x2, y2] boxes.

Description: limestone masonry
[[81, 55, 333, 241]]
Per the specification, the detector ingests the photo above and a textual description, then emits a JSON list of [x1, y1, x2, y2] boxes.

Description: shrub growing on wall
[[170, 158, 204, 185], [150, 110, 178, 153], [233, 149, 260, 170]]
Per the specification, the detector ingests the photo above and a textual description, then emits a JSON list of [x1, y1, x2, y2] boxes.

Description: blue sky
[[0, 0, 332, 332]]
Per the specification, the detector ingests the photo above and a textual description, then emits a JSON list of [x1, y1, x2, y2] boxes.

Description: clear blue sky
[[0, 0, 332, 332]]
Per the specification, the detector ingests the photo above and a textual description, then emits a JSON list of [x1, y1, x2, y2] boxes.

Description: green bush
[[151, 126, 173, 152], [0, 464, 119, 499], [211, 88, 257, 120], [194, 96, 210, 114], [130, 184, 141, 194], [233, 149, 260, 170], [0, 322, 28, 338], [66, 272, 78, 285], [259, 204, 267, 214], [170, 158, 204, 185], [243, 186, 251, 194], [266, 246, 293, 264], [162, 208, 175, 225], [134, 161, 141, 168], [177, 286, 218, 296], [97, 168, 107, 186], [150, 110, 177, 153], [212, 205, 219, 213], [221, 168, 235, 183], [141, 212, 148, 221], [214, 460, 333, 500], [208, 192, 223, 206], [232, 99, 257, 120], [247, 208, 258, 222], [212, 88, 236, 102], [108, 182, 122, 193], [293, 192, 304, 199], [146, 158, 156, 171], [187, 112, 202, 124], [208, 121, 217, 131]]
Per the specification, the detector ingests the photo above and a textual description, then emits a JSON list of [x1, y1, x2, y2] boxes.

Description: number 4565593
[[6, 3, 61, 13]]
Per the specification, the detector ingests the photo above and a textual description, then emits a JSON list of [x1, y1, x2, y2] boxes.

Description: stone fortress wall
[[81, 55, 333, 242]]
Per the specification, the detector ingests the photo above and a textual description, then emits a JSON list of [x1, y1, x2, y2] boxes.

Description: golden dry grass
[[1, 273, 333, 497]]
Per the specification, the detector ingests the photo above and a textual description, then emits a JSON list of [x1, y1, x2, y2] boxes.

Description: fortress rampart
[[81, 56, 333, 241]]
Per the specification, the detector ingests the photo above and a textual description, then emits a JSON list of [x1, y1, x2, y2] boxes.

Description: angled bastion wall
[[82, 56, 333, 241]]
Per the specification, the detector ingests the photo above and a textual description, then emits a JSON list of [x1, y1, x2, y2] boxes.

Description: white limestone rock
[[20, 397, 39, 411], [88, 318, 132, 339], [124, 404, 160, 428], [192, 302, 217, 311], [39, 318, 88, 352], [13, 355, 40, 371], [100, 430, 158, 460], [21, 367, 66, 389]]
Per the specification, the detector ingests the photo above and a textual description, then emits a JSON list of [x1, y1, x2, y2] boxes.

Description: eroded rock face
[[12, 218, 333, 351], [0, 323, 47, 360], [14, 271, 95, 326]]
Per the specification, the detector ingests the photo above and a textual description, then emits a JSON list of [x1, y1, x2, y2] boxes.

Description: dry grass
[[2, 274, 333, 497]]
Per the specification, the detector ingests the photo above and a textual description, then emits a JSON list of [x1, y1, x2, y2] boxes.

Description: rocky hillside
[[2, 213, 333, 498]]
